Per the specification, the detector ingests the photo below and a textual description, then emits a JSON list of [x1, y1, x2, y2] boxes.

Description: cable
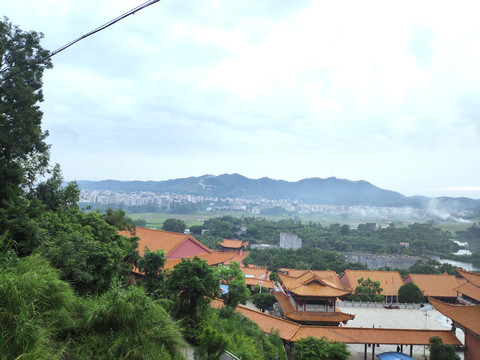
[[0, 0, 161, 83]]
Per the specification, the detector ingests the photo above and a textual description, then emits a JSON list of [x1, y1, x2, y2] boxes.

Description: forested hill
[[76, 174, 480, 210]]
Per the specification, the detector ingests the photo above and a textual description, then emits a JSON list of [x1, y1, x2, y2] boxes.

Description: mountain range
[[75, 174, 480, 213]]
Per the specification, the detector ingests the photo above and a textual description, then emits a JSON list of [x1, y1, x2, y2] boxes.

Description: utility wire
[[1, 0, 160, 83]]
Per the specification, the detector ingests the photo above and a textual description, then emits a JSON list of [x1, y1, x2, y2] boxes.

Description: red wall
[[168, 238, 209, 258], [466, 331, 480, 360]]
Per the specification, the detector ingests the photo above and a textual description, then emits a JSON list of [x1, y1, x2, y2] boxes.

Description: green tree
[[194, 326, 228, 360], [137, 248, 167, 298], [351, 277, 383, 302], [0, 17, 53, 204], [398, 282, 424, 303], [293, 336, 349, 360], [39, 211, 135, 295], [162, 218, 186, 233], [252, 292, 277, 312], [102, 208, 136, 233], [217, 261, 250, 309], [428, 336, 460, 360], [167, 256, 219, 318]]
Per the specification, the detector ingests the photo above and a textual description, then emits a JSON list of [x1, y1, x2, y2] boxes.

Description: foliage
[[205, 306, 287, 360], [39, 211, 135, 295], [162, 218, 187, 233], [137, 248, 167, 298], [351, 277, 383, 302], [428, 336, 460, 360], [398, 282, 424, 303], [194, 326, 228, 360], [0, 17, 53, 205], [293, 336, 349, 360], [252, 293, 277, 312], [0, 252, 185, 360], [0, 252, 78, 359], [167, 256, 219, 319], [217, 261, 250, 308], [102, 207, 136, 232], [79, 284, 185, 360]]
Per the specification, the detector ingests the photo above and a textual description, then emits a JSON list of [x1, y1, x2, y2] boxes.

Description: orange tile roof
[[404, 273, 465, 298], [241, 265, 270, 279], [245, 278, 275, 289], [275, 292, 355, 324], [429, 297, 480, 336], [279, 270, 351, 298], [291, 326, 461, 345], [457, 268, 480, 287], [217, 239, 249, 249], [119, 227, 212, 257], [340, 270, 403, 296], [164, 251, 250, 271], [211, 299, 461, 346], [454, 281, 480, 302]]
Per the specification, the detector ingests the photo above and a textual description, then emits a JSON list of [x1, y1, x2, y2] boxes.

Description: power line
[[1, 0, 161, 83]]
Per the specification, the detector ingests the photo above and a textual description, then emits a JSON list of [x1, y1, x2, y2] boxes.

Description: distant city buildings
[[79, 189, 469, 220]]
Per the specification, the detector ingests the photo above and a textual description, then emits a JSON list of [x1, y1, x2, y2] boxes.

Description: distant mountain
[[75, 174, 480, 211]]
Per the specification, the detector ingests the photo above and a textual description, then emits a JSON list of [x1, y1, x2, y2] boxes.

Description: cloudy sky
[[3, 0, 480, 198]]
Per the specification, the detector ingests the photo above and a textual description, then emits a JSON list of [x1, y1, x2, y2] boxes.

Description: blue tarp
[[376, 352, 414, 360]]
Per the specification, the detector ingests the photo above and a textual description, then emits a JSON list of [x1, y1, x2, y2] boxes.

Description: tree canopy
[[398, 282, 424, 303], [162, 218, 187, 233], [351, 277, 384, 302]]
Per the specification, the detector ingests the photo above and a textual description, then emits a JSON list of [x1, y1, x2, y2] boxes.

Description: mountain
[[75, 174, 480, 211]]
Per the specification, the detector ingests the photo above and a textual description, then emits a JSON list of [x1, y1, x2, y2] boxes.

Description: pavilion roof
[[119, 227, 212, 257], [274, 292, 355, 323], [217, 239, 249, 249], [429, 297, 480, 336], [403, 273, 465, 298], [280, 270, 351, 297]]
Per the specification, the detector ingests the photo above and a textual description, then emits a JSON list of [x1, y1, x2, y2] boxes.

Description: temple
[[217, 238, 249, 253], [455, 268, 480, 305], [275, 270, 355, 326]]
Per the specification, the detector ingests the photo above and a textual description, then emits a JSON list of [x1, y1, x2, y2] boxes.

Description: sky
[[3, 0, 480, 199]]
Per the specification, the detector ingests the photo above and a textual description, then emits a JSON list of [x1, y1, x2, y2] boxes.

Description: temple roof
[[163, 251, 250, 271], [340, 270, 403, 296], [454, 281, 480, 302], [429, 297, 480, 335], [457, 268, 480, 287], [212, 299, 461, 346], [280, 270, 351, 297], [119, 227, 212, 257], [217, 239, 249, 249], [403, 273, 466, 298], [274, 292, 355, 324]]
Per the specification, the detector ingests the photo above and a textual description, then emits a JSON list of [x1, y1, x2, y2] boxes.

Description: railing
[[337, 301, 422, 309]]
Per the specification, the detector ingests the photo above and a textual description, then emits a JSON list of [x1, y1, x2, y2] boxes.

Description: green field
[[126, 211, 479, 233]]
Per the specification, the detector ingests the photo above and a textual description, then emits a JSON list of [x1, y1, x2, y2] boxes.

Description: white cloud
[[2, 0, 480, 198]]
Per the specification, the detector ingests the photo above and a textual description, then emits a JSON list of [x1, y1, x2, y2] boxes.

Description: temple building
[[403, 272, 466, 303], [275, 270, 355, 326], [340, 270, 403, 303], [455, 268, 480, 305], [119, 227, 249, 279], [429, 297, 480, 360], [217, 238, 249, 253]]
